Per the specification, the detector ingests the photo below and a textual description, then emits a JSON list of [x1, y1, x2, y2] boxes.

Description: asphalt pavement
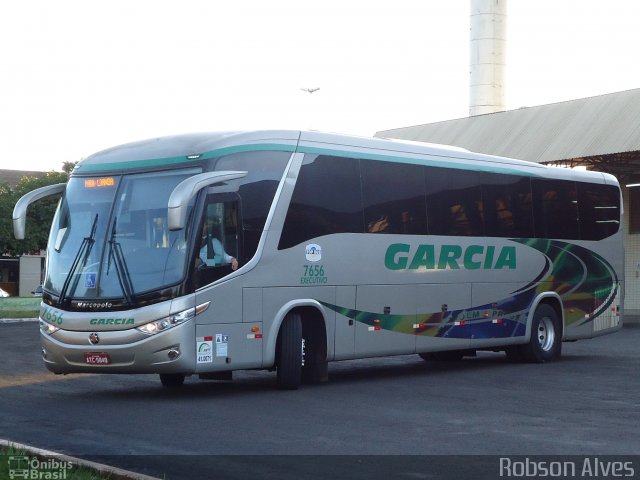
[[1, 320, 639, 479]]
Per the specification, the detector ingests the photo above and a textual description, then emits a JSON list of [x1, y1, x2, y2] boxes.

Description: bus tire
[[276, 313, 303, 390], [519, 304, 562, 363], [160, 373, 185, 388]]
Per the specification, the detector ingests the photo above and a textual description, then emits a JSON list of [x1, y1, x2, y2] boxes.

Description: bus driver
[[198, 218, 238, 270]]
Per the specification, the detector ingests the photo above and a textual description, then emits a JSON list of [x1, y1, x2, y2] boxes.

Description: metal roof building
[[376, 88, 640, 183], [376, 88, 640, 316]]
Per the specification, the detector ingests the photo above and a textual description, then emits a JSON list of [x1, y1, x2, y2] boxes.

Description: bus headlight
[[136, 302, 209, 336], [137, 317, 173, 335], [40, 319, 60, 335]]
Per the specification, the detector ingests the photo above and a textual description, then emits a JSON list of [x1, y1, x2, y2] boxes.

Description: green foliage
[[0, 170, 69, 256], [0, 297, 40, 318], [62, 161, 78, 174]]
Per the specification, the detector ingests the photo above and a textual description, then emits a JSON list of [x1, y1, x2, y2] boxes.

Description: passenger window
[[279, 155, 364, 249], [426, 167, 484, 236], [361, 160, 427, 235], [577, 182, 620, 240], [215, 151, 290, 260], [532, 179, 579, 239], [482, 176, 534, 238]]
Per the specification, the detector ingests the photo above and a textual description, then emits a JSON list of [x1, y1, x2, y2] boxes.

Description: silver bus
[[14, 131, 623, 389]]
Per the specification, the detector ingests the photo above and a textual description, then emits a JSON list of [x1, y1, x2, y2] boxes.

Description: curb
[[0, 318, 39, 324], [0, 439, 161, 480]]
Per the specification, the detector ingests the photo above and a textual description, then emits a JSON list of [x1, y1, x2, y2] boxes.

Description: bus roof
[[72, 130, 616, 185], [73, 131, 300, 174]]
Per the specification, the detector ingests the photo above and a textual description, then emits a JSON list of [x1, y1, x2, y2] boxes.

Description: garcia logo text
[[385, 243, 516, 271]]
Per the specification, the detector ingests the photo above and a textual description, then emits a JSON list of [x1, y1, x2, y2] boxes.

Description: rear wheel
[[516, 304, 562, 363], [276, 313, 303, 390], [159, 373, 185, 388]]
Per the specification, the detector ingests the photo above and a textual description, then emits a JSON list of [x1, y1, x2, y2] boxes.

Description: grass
[[0, 297, 40, 319], [1, 445, 113, 480]]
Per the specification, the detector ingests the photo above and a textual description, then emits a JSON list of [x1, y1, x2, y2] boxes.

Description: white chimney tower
[[469, 0, 507, 116]]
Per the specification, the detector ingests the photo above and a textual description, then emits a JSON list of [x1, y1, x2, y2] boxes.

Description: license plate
[[84, 352, 111, 365]]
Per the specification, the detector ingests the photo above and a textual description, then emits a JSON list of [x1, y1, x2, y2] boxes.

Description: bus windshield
[[44, 169, 198, 301]]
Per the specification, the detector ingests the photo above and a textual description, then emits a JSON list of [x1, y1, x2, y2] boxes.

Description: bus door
[[193, 192, 261, 369], [194, 192, 241, 287]]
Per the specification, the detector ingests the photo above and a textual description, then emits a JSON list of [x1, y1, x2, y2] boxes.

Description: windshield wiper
[[58, 214, 98, 305], [107, 217, 134, 305]]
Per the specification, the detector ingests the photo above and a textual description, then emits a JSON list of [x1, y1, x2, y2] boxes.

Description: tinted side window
[[279, 155, 363, 249], [532, 179, 579, 239], [426, 167, 484, 236], [482, 175, 534, 238], [215, 151, 290, 259], [361, 160, 427, 234], [629, 187, 640, 234], [577, 182, 620, 240]]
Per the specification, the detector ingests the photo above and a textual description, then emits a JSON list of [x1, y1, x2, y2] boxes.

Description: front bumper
[[41, 319, 196, 374]]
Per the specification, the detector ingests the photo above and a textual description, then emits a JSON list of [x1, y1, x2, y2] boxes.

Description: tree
[[0, 170, 69, 256], [62, 161, 78, 174]]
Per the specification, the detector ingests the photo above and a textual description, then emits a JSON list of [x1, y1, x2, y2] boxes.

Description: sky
[[1, 0, 640, 172]]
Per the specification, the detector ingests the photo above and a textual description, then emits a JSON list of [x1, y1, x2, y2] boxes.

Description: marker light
[[137, 302, 209, 336]]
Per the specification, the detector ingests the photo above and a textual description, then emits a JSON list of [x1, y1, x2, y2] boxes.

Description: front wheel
[[276, 313, 303, 390], [517, 304, 562, 363]]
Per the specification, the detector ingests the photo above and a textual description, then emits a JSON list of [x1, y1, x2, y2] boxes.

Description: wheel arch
[[264, 299, 328, 367], [526, 293, 565, 341]]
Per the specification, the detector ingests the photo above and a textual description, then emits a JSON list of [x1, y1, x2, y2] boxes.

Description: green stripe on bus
[[75, 144, 298, 173], [296, 145, 541, 177], [76, 141, 539, 177]]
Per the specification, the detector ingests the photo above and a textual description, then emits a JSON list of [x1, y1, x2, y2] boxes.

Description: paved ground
[[1, 321, 639, 479]]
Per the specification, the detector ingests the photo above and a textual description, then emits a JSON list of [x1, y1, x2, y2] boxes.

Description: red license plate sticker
[[84, 352, 111, 365]]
